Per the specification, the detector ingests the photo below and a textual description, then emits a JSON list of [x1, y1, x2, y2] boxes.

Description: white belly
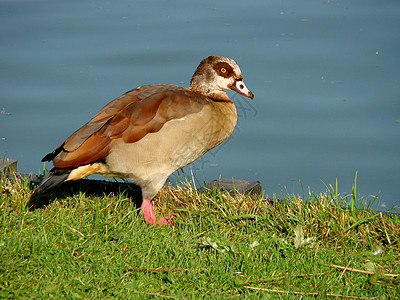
[[105, 102, 237, 199]]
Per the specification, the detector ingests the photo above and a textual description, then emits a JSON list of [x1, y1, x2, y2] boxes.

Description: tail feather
[[36, 167, 73, 193]]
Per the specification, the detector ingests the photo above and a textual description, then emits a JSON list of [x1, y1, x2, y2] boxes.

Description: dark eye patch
[[213, 62, 234, 78]]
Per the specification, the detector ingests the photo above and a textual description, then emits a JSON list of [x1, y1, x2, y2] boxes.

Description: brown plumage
[[37, 56, 254, 225]]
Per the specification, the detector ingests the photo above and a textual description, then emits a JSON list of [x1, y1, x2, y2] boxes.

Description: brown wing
[[42, 84, 206, 168]]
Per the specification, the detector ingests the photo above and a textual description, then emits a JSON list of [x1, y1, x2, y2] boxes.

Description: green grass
[[1, 173, 399, 299]]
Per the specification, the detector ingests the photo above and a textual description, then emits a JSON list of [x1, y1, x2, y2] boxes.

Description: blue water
[[1, 0, 399, 210]]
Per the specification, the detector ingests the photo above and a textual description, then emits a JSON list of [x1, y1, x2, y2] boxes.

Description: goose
[[36, 55, 254, 225]]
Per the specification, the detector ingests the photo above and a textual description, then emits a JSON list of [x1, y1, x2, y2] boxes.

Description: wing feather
[[43, 84, 206, 168]]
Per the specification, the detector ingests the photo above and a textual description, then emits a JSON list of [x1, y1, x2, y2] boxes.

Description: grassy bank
[[1, 174, 399, 299]]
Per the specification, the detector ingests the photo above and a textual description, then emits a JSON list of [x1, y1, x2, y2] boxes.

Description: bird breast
[[105, 100, 237, 180]]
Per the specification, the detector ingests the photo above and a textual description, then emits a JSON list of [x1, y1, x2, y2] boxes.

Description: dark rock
[[200, 178, 262, 196], [0, 158, 18, 176]]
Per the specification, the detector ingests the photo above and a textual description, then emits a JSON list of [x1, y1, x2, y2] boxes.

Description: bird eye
[[220, 67, 227, 74]]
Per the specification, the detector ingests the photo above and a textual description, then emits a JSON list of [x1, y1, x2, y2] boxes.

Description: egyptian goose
[[36, 56, 254, 225]]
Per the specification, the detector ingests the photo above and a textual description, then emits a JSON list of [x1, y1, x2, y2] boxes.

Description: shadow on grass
[[27, 178, 143, 210]]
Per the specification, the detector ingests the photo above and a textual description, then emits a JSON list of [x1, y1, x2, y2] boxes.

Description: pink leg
[[141, 199, 176, 226]]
